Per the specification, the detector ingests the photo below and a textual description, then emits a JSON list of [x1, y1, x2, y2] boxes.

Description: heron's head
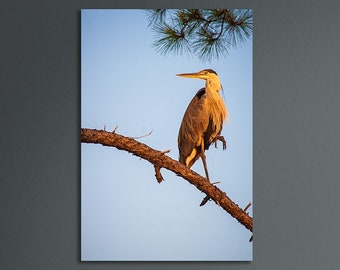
[[176, 69, 222, 92]]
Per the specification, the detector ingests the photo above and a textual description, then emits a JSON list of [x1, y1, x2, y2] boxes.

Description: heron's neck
[[206, 79, 222, 92]]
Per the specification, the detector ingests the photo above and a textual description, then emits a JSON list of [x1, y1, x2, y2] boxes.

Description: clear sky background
[[81, 9, 252, 261]]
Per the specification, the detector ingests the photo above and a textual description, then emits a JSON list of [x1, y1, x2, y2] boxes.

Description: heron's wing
[[204, 110, 224, 148], [178, 88, 209, 166]]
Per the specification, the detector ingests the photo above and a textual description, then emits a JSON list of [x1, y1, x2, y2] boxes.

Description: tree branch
[[81, 128, 253, 233]]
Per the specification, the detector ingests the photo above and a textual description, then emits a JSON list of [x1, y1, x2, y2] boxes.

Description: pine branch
[[81, 127, 253, 233], [146, 9, 253, 62]]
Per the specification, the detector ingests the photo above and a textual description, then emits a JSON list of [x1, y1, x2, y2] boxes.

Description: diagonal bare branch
[[81, 127, 253, 233]]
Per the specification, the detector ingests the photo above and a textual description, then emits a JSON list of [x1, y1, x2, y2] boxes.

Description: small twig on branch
[[112, 125, 119, 133], [81, 128, 253, 233], [243, 202, 252, 212], [154, 165, 163, 183], [211, 181, 221, 185], [199, 195, 210, 207], [129, 129, 153, 139]]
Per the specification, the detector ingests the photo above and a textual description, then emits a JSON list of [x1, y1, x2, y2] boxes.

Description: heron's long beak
[[176, 72, 207, 80]]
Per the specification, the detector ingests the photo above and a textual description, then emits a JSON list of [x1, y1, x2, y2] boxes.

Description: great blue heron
[[177, 69, 228, 182]]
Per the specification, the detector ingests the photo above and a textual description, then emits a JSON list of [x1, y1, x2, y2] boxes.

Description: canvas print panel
[[81, 9, 253, 261]]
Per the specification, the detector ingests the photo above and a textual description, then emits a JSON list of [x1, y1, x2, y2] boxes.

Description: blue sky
[[81, 9, 252, 261]]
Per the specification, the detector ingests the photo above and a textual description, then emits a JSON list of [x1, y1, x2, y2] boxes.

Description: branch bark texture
[[81, 128, 253, 232]]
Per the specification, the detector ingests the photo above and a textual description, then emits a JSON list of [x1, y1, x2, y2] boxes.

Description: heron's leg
[[200, 151, 210, 182], [199, 142, 212, 206], [199, 154, 212, 206]]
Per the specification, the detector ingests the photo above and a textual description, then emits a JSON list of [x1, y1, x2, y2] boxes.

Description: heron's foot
[[214, 135, 227, 150]]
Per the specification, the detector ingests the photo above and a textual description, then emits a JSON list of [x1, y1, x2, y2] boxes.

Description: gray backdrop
[[1, 0, 340, 269]]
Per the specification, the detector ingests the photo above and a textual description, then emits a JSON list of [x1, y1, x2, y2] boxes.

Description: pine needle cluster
[[146, 9, 253, 62]]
